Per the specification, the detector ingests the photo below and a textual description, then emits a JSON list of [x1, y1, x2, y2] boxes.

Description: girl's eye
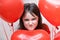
[[32, 18, 36, 20], [24, 19, 29, 21]]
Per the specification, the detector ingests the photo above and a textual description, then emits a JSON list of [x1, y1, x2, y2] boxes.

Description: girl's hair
[[19, 3, 43, 30]]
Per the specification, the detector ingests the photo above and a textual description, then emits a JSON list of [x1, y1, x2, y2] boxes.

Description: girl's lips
[[29, 25, 33, 27]]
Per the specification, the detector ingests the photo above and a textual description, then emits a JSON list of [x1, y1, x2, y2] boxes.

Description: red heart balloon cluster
[[11, 30, 50, 40], [38, 0, 60, 27], [0, 0, 24, 23]]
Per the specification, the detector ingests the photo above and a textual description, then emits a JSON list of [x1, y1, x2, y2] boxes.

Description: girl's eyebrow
[[24, 19, 29, 21], [32, 18, 36, 20]]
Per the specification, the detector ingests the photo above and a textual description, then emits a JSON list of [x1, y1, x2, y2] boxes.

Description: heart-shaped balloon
[[0, 0, 24, 23], [38, 0, 60, 26], [11, 30, 50, 40]]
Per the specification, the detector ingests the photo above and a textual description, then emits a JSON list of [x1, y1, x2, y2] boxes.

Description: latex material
[[0, 0, 24, 23], [38, 0, 60, 26], [11, 30, 50, 40]]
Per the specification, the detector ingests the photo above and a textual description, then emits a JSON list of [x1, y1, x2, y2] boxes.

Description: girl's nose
[[29, 21, 32, 25]]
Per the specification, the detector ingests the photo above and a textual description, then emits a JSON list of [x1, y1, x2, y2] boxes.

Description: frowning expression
[[22, 12, 38, 30]]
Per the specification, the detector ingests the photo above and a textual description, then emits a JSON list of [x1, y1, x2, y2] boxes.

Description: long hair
[[19, 3, 43, 30]]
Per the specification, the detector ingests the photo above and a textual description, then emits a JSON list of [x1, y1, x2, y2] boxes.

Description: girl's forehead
[[24, 12, 37, 17], [22, 12, 38, 19], [24, 12, 34, 18]]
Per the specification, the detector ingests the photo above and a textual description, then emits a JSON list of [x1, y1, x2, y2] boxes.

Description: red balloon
[[0, 0, 24, 23], [54, 32, 60, 40], [11, 30, 50, 40], [42, 23, 50, 34], [38, 0, 60, 26]]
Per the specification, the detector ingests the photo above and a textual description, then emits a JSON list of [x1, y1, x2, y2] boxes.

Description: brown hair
[[19, 3, 43, 30]]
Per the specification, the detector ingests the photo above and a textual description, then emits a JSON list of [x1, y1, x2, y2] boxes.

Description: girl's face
[[22, 12, 38, 30]]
